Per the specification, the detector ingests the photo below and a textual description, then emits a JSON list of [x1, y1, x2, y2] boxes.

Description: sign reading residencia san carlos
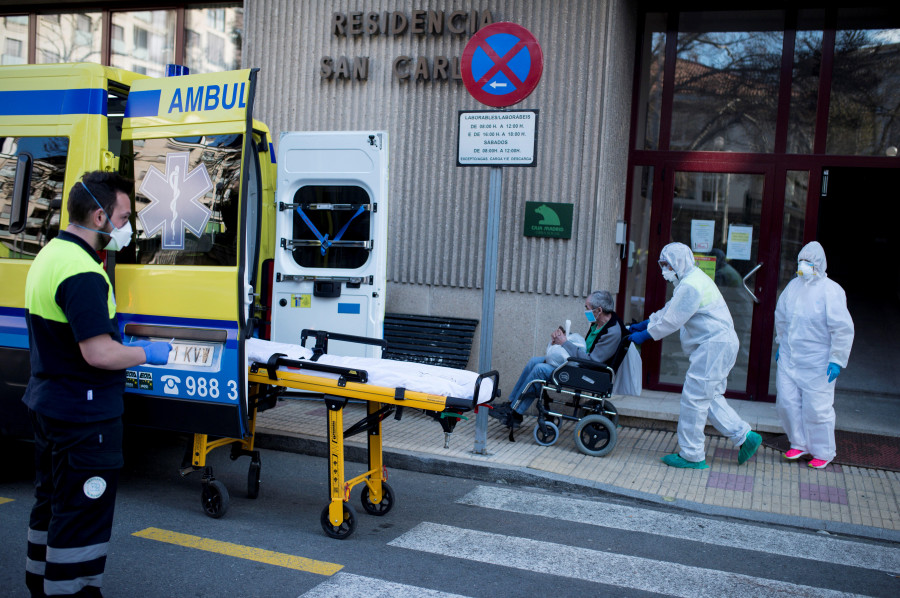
[[321, 9, 496, 83]]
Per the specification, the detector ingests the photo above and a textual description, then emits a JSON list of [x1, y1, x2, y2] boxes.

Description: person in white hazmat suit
[[775, 241, 854, 469], [628, 242, 762, 469]]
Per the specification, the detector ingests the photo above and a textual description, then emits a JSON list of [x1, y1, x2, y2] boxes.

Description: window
[[208, 34, 224, 67], [671, 11, 784, 153], [826, 8, 900, 156], [0, 137, 69, 260], [123, 134, 244, 267], [37, 12, 101, 64], [185, 5, 243, 73], [76, 14, 91, 33], [208, 8, 226, 32], [5, 4, 242, 75], [111, 11, 175, 75], [134, 26, 148, 55], [3, 38, 24, 65], [290, 186, 373, 270], [111, 24, 125, 53]]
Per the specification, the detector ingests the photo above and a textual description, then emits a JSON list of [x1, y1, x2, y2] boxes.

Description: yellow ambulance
[[0, 62, 389, 515]]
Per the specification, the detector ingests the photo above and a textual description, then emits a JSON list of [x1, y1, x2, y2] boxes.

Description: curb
[[255, 429, 900, 545]]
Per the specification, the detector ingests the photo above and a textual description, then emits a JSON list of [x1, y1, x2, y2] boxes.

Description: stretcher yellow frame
[[245, 355, 498, 539]]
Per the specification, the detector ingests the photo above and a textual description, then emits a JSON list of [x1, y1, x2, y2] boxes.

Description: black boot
[[489, 402, 512, 420]]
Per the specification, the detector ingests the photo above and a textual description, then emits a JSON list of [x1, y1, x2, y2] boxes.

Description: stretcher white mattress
[[246, 338, 494, 404]]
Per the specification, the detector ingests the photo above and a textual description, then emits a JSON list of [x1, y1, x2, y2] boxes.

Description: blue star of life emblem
[[138, 152, 213, 250]]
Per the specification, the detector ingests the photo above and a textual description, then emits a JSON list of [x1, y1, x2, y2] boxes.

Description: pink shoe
[[808, 458, 831, 469], [784, 449, 809, 460]]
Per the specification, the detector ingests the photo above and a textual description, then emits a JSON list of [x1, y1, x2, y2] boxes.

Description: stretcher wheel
[[320, 503, 357, 539], [361, 481, 395, 516], [533, 421, 560, 446], [574, 414, 617, 457], [247, 461, 261, 499], [201, 480, 230, 518]]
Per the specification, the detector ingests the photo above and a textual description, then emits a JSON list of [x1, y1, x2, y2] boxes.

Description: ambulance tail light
[[259, 258, 274, 340], [165, 64, 190, 77]]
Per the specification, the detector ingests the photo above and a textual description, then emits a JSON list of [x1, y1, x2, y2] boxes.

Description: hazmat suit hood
[[797, 241, 827, 278], [660, 242, 697, 280]]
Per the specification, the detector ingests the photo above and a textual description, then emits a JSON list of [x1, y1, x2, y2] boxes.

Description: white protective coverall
[[647, 242, 752, 462], [775, 241, 854, 462]]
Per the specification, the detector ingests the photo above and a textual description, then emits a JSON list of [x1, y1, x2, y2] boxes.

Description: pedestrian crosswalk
[[298, 572, 470, 598], [297, 485, 898, 598], [457, 485, 900, 575], [389, 522, 863, 598]]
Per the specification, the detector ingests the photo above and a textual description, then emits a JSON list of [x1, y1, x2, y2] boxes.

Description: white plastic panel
[[271, 131, 388, 357]]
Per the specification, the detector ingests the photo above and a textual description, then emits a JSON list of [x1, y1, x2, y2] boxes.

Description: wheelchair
[[514, 336, 632, 457]]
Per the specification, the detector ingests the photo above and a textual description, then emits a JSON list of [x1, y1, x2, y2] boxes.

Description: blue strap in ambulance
[[295, 206, 365, 256]]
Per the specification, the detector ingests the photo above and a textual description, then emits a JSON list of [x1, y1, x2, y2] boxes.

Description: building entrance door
[[815, 166, 900, 399], [641, 163, 787, 401]]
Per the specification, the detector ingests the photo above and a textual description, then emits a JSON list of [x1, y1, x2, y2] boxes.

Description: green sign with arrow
[[523, 201, 573, 239]]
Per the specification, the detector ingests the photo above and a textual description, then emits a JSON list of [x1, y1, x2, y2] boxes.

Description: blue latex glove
[[124, 339, 151, 348], [827, 362, 841, 383], [143, 342, 173, 365], [775, 347, 779, 362], [628, 330, 652, 345], [629, 319, 650, 332]]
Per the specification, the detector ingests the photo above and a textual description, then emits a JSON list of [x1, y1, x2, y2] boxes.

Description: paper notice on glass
[[727, 225, 753, 260], [690, 220, 715, 252], [694, 254, 716, 280]]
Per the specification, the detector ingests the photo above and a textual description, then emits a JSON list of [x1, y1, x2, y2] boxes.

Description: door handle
[[742, 262, 763, 304]]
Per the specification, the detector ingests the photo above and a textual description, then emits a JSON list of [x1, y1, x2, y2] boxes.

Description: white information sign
[[690, 219, 715, 252], [457, 110, 538, 166], [727, 224, 754, 260]]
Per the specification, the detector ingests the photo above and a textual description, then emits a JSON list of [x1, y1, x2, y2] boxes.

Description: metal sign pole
[[474, 165, 502, 455]]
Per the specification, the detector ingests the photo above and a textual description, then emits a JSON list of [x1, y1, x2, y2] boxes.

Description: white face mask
[[104, 220, 133, 251], [661, 268, 678, 283], [75, 182, 133, 252], [797, 261, 815, 280]]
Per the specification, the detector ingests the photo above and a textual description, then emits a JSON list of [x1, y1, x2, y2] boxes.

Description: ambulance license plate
[[169, 343, 216, 367]]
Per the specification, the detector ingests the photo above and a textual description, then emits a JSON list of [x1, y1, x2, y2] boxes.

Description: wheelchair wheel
[[533, 421, 559, 446], [600, 403, 619, 427], [574, 414, 617, 457]]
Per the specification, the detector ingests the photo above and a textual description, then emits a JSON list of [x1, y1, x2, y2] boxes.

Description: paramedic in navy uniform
[[23, 171, 171, 598]]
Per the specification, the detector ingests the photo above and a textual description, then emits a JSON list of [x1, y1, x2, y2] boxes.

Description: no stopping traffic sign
[[461, 22, 543, 108]]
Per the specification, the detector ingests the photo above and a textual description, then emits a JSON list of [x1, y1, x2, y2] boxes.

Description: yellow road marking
[[132, 527, 342, 575], [0, 497, 13, 505]]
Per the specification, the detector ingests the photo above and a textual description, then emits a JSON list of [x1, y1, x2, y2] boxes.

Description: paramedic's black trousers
[[26, 411, 123, 598]]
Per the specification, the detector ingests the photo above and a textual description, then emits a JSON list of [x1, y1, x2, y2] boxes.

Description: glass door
[[642, 163, 781, 400]]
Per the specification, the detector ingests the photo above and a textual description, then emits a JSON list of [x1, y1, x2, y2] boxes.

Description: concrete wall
[[244, 0, 637, 388]]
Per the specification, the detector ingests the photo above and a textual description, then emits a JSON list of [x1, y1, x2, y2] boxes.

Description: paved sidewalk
[[255, 393, 900, 542]]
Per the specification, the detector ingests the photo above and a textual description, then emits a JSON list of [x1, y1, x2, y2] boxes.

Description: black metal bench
[[382, 313, 478, 369]]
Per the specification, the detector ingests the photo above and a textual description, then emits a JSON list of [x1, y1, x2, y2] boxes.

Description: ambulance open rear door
[[118, 68, 274, 516], [271, 132, 388, 357]]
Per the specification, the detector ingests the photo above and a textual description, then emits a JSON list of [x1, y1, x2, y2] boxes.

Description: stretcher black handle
[[300, 328, 387, 360], [471, 370, 500, 410], [250, 355, 368, 385]]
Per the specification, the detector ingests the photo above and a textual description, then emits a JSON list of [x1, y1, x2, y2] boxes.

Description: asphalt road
[[1, 429, 898, 597]]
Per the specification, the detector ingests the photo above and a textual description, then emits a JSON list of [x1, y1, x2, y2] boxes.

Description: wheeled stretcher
[[240, 330, 498, 539]]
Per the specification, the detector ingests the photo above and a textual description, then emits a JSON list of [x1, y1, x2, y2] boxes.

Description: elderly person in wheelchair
[[491, 290, 625, 431]]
